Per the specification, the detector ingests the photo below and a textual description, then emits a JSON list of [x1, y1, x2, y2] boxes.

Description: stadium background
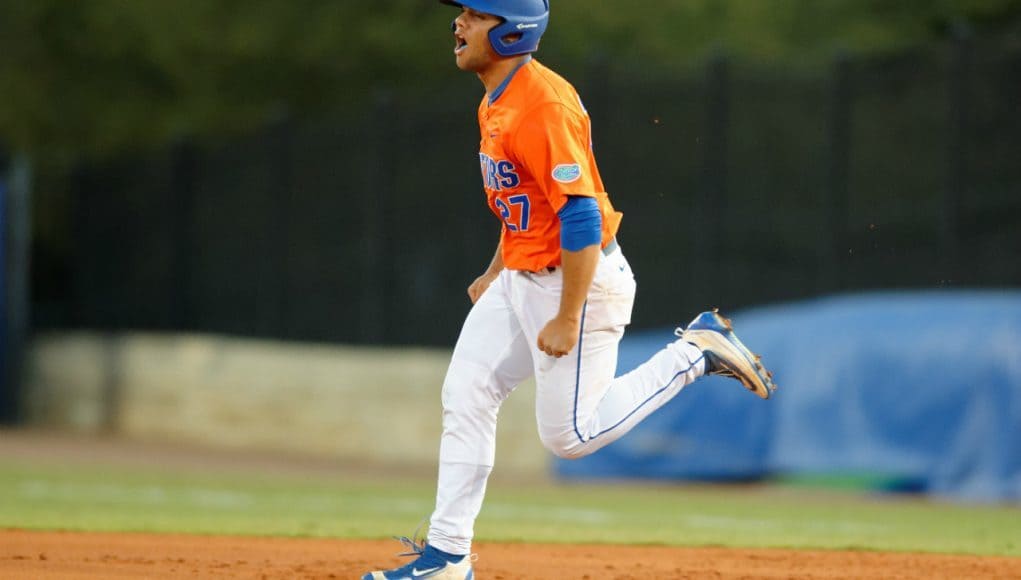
[[1, 0, 1021, 502]]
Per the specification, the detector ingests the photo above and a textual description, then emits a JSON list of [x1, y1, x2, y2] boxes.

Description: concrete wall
[[23, 332, 549, 476]]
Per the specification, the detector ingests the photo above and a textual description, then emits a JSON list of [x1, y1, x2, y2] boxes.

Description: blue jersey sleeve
[[557, 196, 602, 251]]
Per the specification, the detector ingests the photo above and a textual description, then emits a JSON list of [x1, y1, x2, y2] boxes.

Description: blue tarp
[[554, 291, 1021, 502]]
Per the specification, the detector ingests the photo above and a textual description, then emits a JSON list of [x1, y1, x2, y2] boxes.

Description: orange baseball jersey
[[477, 58, 622, 272]]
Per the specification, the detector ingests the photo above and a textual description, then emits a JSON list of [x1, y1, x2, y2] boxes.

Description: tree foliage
[[1, 0, 1019, 161]]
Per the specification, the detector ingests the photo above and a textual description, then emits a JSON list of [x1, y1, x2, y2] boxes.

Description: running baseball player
[[362, 1, 776, 578]]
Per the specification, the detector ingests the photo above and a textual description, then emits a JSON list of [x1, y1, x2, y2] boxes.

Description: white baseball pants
[[428, 246, 706, 555]]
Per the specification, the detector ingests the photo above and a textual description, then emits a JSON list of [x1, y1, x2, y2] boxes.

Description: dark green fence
[[39, 37, 1021, 346]]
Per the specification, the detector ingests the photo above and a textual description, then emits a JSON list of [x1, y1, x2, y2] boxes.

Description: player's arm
[[468, 237, 505, 304], [537, 196, 601, 357]]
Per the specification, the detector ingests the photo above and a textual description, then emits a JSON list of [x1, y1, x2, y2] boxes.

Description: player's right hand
[[468, 271, 500, 304]]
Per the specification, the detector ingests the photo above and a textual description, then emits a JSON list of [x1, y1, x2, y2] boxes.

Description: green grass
[[1, 461, 1018, 557]]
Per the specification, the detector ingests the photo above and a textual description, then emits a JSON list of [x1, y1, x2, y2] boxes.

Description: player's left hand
[[537, 315, 581, 358]]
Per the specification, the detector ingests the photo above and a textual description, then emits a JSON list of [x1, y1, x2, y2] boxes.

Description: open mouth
[[454, 33, 468, 54]]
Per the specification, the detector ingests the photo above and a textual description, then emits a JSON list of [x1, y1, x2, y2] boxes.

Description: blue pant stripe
[[573, 336, 704, 444], [571, 301, 589, 444]]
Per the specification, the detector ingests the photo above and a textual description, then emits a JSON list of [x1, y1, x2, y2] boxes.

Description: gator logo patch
[[552, 163, 582, 183]]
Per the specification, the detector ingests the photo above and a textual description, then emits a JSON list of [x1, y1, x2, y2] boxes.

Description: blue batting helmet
[[441, 0, 549, 57]]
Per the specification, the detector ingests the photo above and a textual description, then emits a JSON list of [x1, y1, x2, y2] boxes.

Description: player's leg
[[543, 327, 705, 458], [428, 269, 535, 555], [364, 271, 534, 578], [521, 247, 708, 459]]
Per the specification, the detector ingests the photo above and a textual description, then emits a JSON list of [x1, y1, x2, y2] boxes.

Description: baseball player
[[362, 1, 776, 578]]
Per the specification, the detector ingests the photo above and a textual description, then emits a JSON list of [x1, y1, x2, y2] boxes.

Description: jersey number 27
[[495, 194, 531, 232]]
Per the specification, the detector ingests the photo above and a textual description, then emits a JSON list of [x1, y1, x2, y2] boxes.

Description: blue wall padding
[[554, 291, 1021, 502]]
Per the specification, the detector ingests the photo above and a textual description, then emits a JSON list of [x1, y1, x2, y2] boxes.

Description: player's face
[[452, 7, 502, 72]]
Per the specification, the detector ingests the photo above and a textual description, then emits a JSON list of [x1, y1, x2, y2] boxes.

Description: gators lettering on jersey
[[478, 59, 622, 272]]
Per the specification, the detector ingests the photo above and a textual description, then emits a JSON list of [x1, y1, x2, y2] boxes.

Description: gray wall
[[23, 332, 549, 476]]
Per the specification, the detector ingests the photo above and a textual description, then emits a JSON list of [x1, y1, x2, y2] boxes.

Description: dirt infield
[[2, 529, 1018, 579]]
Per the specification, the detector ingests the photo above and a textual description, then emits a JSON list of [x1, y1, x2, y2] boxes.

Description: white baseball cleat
[[678, 309, 777, 399]]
